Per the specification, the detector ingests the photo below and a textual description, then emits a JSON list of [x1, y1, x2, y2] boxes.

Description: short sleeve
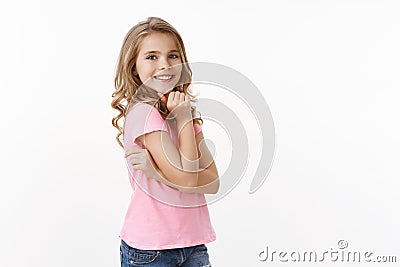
[[124, 103, 168, 148]]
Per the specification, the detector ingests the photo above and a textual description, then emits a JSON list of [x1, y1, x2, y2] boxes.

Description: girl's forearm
[[175, 115, 200, 185], [151, 161, 219, 194]]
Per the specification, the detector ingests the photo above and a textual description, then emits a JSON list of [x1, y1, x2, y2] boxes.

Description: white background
[[1, 0, 399, 266]]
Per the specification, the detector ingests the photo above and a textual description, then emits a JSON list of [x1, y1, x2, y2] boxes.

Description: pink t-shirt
[[118, 102, 216, 250]]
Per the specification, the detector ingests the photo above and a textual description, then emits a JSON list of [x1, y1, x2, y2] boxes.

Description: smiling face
[[134, 32, 183, 94]]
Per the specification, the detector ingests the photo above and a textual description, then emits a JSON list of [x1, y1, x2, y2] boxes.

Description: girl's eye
[[169, 54, 179, 59], [146, 55, 156, 60]]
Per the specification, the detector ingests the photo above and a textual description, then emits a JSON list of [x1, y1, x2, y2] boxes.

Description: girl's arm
[[133, 91, 219, 193], [178, 130, 220, 194], [126, 130, 219, 194], [135, 119, 219, 191]]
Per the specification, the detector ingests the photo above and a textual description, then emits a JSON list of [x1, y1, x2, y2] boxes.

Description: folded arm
[[129, 126, 220, 194]]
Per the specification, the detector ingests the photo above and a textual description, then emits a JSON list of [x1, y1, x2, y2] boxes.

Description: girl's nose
[[158, 57, 171, 70]]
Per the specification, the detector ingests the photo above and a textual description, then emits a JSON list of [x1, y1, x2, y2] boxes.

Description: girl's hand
[[124, 147, 164, 182], [163, 91, 192, 120]]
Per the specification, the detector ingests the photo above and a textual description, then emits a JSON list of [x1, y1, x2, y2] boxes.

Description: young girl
[[111, 17, 219, 267]]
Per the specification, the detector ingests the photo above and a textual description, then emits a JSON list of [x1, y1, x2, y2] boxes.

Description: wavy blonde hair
[[111, 17, 202, 148]]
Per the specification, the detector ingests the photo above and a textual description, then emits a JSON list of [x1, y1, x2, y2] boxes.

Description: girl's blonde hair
[[111, 17, 202, 148]]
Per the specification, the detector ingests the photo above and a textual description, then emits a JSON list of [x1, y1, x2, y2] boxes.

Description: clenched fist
[[158, 91, 191, 120]]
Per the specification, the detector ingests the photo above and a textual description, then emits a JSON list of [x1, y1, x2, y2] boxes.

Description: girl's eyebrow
[[144, 49, 179, 55]]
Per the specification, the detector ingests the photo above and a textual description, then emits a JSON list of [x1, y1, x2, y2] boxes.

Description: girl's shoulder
[[124, 102, 168, 133], [126, 102, 157, 115], [126, 103, 165, 125]]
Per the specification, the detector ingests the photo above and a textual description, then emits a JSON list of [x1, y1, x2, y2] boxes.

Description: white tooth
[[156, 75, 172, 80]]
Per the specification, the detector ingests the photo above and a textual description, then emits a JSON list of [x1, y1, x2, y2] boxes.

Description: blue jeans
[[120, 239, 212, 267]]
